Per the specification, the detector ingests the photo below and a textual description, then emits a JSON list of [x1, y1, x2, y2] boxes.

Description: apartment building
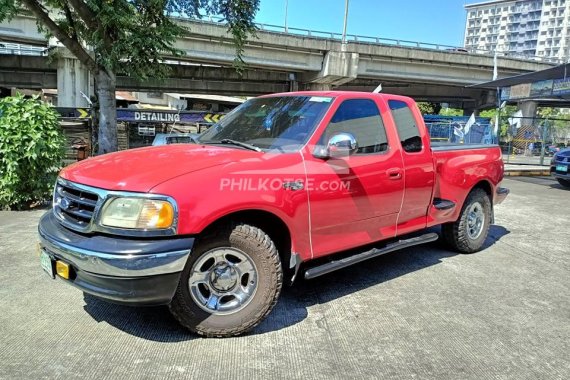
[[464, 0, 570, 60]]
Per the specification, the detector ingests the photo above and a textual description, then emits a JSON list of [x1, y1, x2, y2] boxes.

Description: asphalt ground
[[1, 177, 569, 380]]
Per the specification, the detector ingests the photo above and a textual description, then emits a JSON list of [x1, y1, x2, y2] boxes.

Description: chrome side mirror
[[314, 132, 358, 159]]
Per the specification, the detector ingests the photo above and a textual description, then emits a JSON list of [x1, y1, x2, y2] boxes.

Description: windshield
[[197, 96, 333, 152]]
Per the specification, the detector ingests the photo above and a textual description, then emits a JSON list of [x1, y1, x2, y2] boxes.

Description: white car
[[152, 133, 198, 146]]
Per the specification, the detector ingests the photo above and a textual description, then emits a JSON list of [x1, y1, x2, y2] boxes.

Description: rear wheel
[[442, 188, 492, 254], [169, 223, 283, 337], [557, 178, 570, 188]]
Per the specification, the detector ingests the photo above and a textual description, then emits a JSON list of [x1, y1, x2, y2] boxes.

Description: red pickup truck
[[39, 91, 509, 337]]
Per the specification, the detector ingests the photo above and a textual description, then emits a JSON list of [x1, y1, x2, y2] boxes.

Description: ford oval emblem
[[60, 198, 71, 210]]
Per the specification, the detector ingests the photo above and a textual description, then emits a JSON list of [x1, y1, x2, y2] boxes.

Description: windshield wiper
[[220, 139, 262, 152]]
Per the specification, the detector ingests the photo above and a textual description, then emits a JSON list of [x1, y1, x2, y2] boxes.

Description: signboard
[[530, 80, 553, 97], [509, 83, 531, 99], [500, 87, 511, 101], [133, 111, 180, 122], [138, 126, 155, 136], [55, 108, 90, 118], [116, 109, 224, 124], [553, 78, 570, 95]]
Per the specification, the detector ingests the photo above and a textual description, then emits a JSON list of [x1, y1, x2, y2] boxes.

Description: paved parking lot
[[1, 177, 568, 380]]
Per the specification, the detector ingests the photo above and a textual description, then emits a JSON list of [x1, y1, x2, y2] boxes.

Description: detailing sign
[[116, 109, 224, 124]]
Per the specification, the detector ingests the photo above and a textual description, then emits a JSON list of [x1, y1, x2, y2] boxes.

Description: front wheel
[[442, 188, 492, 254], [169, 223, 283, 337], [557, 178, 570, 188]]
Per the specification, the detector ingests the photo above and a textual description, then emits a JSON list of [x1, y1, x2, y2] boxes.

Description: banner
[[530, 80, 553, 97], [553, 78, 570, 95], [500, 87, 511, 101], [509, 83, 531, 99], [116, 109, 224, 124]]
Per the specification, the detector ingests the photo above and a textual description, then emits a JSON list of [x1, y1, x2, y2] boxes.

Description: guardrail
[[0, 41, 47, 56], [1, 15, 563, 65], [181, 15, 563, 64]]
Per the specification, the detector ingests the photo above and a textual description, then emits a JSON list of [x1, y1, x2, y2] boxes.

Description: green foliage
[[439, 107, 463, 116], [417, 102, 441, 115], [538, 107, 570, 142], [0, 0, 18, 20], [481, 106, 517, 139], [0, 95, 66, 209], [1, 1, 260, 79]]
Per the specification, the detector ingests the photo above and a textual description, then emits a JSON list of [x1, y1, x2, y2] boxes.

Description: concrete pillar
[[289, 80, 299, 92], [307, 51, 359, 87], [462, 107, 479, 116], [518, 100, 538, 119], [306, 83, 333, 91], [57, 49, 93, 108]]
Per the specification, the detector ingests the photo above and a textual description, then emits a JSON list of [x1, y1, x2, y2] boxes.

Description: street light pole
[[284, 0, 289, 33], [341, 0, 349, 44]]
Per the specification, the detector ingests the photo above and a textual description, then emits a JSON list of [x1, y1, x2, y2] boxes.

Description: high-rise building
[[464, 0, 570, 61]]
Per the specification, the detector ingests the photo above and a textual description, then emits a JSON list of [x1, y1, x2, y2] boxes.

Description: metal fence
[[425, 121, 496, 145], [498, 116, 570, 165]]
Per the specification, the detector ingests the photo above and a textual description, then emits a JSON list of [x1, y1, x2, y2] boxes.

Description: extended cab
[[38, 92, 509, 337]]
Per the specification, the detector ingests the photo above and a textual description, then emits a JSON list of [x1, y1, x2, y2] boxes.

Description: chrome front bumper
[[38, 211, 194, 305]]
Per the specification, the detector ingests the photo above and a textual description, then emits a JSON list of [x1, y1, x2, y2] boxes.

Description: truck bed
[[431, 142, 500, 152], [428, 143, 504, 227]]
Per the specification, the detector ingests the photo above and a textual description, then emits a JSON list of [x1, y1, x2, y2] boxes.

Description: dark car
[[551, 148, 570, 188]]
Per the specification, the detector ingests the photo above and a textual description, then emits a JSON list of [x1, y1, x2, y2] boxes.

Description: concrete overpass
[[0, 14, 555, 110]]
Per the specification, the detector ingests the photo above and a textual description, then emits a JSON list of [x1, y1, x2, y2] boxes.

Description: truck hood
[[60, 144, 262, 193]]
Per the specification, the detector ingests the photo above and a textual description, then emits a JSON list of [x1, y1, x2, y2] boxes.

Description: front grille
[[54, 181, 100, 230]]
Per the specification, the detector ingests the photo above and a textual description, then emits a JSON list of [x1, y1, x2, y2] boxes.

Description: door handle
[[387, 168, 402, 180]]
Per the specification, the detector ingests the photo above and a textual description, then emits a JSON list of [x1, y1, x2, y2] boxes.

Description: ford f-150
[[38, 91, 509, 337]]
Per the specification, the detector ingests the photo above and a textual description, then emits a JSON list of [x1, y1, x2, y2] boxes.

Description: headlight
[[100, 197, 175, 230]]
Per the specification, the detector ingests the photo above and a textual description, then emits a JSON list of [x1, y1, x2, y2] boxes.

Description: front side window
[[321, 99, 388, 154], [388, 100, 423, 153], [198, 96, 333, 152]]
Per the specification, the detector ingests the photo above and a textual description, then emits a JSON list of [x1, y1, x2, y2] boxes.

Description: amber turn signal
[[56, 261, 70, 279]]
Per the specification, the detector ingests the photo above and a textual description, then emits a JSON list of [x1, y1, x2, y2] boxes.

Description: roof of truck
[[261, 91, 413, 101]]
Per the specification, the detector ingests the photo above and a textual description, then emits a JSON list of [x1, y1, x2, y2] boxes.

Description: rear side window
[[388, 100, 422, 153], [324, 99, 388, 154]]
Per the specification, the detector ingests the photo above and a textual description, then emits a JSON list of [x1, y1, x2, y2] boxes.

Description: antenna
[[373, 84, 383, 93]]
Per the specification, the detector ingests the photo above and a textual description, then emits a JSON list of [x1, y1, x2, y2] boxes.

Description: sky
[[255, 0, 470, 47]]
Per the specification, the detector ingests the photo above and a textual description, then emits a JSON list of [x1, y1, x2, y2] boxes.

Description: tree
[[480, 106, 518, 139], [417, 102, 441, 115], [538, 107, 570, 144], [439, 107, 463, 117], [0, 1, 259, 154]]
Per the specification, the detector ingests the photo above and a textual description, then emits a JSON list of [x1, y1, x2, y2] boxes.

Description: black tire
[[169, 223, 283, 337], [557, 178, 570, 188], [442, 188, 492, 254]]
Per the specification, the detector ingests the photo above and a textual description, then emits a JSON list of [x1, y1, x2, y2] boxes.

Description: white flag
[[464, 113, 476, 135], [508, 110, 523, 130], [453, 125, 464, 139]]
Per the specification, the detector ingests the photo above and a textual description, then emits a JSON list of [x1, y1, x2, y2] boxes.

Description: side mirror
[[314, 132, 358, 159]]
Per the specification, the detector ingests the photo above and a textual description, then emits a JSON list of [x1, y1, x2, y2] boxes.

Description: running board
[[433, 198, 456, 210], [304, 233, 439, 280]]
